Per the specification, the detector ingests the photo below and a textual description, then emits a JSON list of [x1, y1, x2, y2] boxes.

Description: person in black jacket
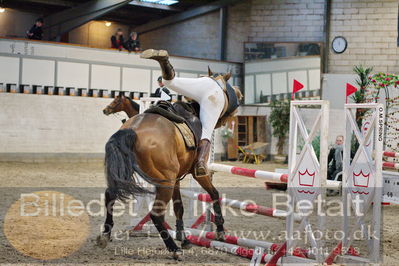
[[111, 29, 125, 50], [125, 32, 140, 52], [152, 76, 171, 101], [27, 18, 44, 40], [327, 135, 344, 180]]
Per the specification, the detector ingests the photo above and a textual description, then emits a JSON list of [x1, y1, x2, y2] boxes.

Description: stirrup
[[140, 49, 168, 60], [194, 162, 209, 178]]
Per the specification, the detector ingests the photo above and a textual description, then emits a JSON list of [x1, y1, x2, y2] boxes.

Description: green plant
[[351, 65, 373, 105], [351, 65, 373, 151], [269, 100, 290, 155], [298, 135, 320, 159]]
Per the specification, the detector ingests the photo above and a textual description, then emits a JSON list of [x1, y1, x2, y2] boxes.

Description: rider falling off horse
[[141, 49, 241, 178]]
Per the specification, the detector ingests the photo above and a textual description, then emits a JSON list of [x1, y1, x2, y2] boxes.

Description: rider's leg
[[141, 49, 220, 103], [195, 89, 225, 177], [163, 77, 219, 103], [141, 49, 175, 80]]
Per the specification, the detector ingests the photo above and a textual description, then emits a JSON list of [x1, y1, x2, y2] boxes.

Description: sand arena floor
[[0, 160, 397, 265]]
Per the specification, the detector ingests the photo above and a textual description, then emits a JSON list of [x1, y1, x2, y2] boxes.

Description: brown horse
[[103, 95, 140, 118], [98, 73, 241, 260]]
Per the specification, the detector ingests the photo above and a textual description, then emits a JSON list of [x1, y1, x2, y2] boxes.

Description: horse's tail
[[104, 129, 155, 202]]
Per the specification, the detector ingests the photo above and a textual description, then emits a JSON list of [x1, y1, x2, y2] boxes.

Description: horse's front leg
[[96, 188, 116, 248]]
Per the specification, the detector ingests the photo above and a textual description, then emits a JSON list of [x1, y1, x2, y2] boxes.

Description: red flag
[[346, 83, 357, 104], [346, 83, 357, 96], [292, 79, 304, 100]]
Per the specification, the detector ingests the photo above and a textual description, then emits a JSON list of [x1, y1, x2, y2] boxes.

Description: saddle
[[144, 101, 202, 150]]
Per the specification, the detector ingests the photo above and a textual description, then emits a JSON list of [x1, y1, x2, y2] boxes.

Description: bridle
[[210, 73, 227, 91], [106, 98, 127, 123]]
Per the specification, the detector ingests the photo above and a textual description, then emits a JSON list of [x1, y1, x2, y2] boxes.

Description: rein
[[112, 113, 127, 124], [210, 74, 227, 91], [107, 100, 127, 124]]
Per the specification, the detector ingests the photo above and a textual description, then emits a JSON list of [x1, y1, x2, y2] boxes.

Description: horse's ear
[[208, 66, 213, 76], [118, 91, 123, 97], [223, 72, 232, 81]]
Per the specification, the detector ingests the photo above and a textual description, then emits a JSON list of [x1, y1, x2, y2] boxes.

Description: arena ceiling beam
[[18, 0, 76, 8], [134, 0, 241, 34], [128, 1, 181, 12], [43, 0, 132, 41]]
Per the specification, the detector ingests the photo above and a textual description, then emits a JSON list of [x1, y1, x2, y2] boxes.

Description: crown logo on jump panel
[[298, 169, 315, 187], [352, 169, 370, 188]]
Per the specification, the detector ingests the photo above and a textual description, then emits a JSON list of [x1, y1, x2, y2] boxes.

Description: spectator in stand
[[111, 29, 125, 50], [27, 18, 44, 40], [125, 32, 140, 52]]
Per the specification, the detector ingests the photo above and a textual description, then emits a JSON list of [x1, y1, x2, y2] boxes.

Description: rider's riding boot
[[141, 49, 175, 80], [194, 139, 211, 178]]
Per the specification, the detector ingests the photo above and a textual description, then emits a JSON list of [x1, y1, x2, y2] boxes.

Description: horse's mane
[[125, 96, 140, 112]]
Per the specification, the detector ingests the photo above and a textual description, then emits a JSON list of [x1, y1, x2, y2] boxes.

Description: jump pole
[[209, 163, 341, 188], [383, 161, 399, 170], [382, 150, 399, 170], [168, 229, 314, 264], [180, 189, 302, 222], [383, 151, 399, 158]]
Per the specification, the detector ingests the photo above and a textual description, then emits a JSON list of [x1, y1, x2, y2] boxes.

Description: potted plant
[[351, 65, 373, 128], [269, 100, 290, 162]]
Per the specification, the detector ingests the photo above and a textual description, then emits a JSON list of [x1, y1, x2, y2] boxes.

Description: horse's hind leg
[[97, 188, 116, 248], [172, 181, 191, 249], [150, 186, 182, 260], [194, 174, 225, 241]]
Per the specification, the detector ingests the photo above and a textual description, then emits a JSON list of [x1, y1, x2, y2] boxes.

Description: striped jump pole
[[185, 228, 308, 256], [209, 163, 288, 183], [383, 151, 399, 169], [209, 163, 341, 188], [383, 161, 399, 170], [383, 151, 399, 158], [168, 229, 312, 264], [168, 230, 278, 263], [180, 190, 302, 222]]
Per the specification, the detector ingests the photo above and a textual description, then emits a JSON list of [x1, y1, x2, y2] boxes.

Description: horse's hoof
[[176, 231, 183, 242], [96, 234, 110, 249], [172, 249, 183, 261], [181, 239, 192, 250], [215, 231, 225, 242]]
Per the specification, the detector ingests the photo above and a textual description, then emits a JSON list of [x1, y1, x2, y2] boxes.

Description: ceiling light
[[158, 0, 178, 5], [0, 8, 5, 13], [105, 21, 112, 27], [140, 0, 179, 5]]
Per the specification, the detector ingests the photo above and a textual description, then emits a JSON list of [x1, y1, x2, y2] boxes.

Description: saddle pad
[[174, 122, 196, 150]]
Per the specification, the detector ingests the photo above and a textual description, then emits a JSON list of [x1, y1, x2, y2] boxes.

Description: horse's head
[[208, 66, 232, 82], [103, 94, 140, 118], [208, 66, 243, 103], [103, 95, 126, 115]]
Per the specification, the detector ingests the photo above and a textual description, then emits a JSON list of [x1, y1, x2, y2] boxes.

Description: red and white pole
[[180, 190, 302, 222], [383, 151, 399, 158], [209, 163, 341, 188], [383, 161, 399, 170]]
